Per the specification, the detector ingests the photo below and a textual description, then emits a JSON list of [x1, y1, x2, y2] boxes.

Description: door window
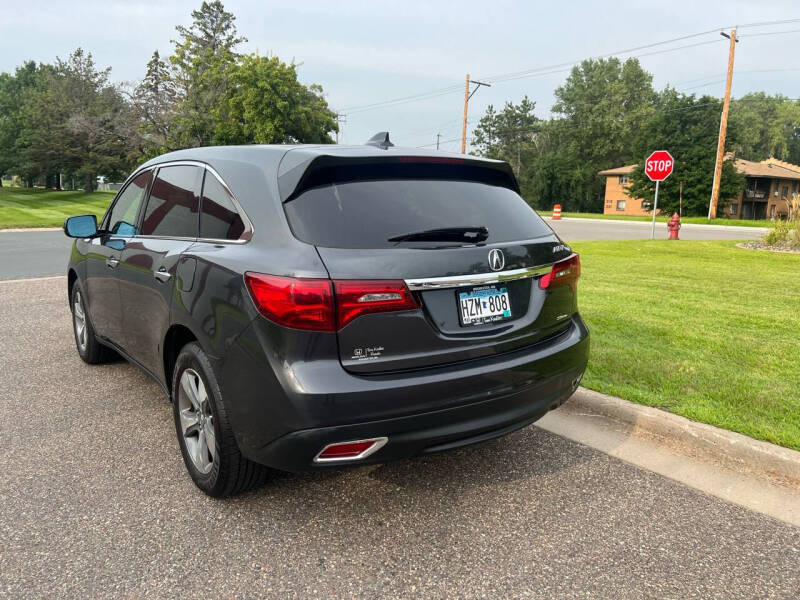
[[199, 171, 246, 240], [141, 165, 202, 238], [105, 170, 152, 237]]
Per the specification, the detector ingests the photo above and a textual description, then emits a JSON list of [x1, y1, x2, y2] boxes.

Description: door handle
[[154, 267, 172, 283], [106, 257, 119, 269]]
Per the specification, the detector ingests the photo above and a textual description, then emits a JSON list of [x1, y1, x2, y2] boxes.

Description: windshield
[[283, 179, 551, 249]]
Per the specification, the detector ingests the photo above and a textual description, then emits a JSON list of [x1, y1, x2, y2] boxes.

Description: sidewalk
[[537, 388, 800, 527]]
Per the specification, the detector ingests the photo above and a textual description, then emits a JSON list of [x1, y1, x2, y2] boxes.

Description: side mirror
[[64, 215, 98, 238]]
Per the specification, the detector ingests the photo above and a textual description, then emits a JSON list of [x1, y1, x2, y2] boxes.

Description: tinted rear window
[[283, 179, 551, 249]]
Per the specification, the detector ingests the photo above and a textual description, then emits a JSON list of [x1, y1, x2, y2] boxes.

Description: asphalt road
[[0, 220, 765, 280], [2, 277, 798, 598], [547, 217, 767, 242]]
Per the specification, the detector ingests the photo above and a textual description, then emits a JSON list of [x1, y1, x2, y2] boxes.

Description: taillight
[[538, 253, 581, 290], [334, 280, 420, 330], [244, 273, 335, 331], [245, 274, 419, 331]]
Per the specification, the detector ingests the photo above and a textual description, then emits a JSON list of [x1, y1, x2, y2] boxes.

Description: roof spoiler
[[278, 154, 520, 202]]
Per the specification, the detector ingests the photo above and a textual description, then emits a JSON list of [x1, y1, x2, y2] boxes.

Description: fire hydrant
[[667, 213, 681, 240]]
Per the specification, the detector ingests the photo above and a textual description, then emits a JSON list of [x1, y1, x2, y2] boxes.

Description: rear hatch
[[280, 153, 577, 374]]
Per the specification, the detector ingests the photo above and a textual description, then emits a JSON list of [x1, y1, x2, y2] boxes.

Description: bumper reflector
[[314, 437, 388, 463]]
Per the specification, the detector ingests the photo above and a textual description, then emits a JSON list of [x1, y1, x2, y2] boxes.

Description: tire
[[70, 282, 115, 364], [171, 342, 267, 497]]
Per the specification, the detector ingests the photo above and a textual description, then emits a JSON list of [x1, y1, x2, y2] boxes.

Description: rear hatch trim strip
[[405, 265, 552, 291]]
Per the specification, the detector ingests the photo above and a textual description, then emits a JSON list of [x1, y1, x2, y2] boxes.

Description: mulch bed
[[737, 241, 800, 255]]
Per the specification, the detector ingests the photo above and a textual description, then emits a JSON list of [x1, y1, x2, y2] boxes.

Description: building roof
[[599, 157, 800, 180], [598, 164, 637, 176], [734, 157, 800, 180]]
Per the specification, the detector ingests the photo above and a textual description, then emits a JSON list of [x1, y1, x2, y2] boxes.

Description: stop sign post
[[644, 150, 674, 239]]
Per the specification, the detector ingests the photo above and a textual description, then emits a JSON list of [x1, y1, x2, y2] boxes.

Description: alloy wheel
[[73, 291, 87, 352], [177, 368, 216, 474]]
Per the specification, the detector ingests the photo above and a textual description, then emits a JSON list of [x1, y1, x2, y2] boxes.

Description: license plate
[[457, 285, 512, 327]]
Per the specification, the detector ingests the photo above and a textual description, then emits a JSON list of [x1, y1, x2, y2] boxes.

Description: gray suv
[[63, 135, 589, 496]]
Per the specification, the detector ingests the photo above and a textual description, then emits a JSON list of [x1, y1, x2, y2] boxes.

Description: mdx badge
[[488, 248, 505, 271]]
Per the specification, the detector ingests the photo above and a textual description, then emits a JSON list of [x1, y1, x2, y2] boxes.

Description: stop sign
[[644, 150, 674, 182]]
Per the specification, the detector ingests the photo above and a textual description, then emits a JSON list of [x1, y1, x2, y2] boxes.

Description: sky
[[1, 0, 799, 152]]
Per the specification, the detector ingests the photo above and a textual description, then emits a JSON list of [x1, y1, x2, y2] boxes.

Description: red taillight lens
[[334, 280, 420, 330], [245, 274, 419, 331], [539, 253, 581, 290], [244, 273, 335, 331]]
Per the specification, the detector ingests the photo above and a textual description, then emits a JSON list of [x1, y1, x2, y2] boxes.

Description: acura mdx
[[64, 134, 589, 496]]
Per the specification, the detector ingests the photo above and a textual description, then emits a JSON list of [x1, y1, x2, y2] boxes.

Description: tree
[[131, 50, 176, 156], [0, 61, 49, 186], [472, 96, 540, 176], [729, 93, 800, 162], [17, 49, 135, 191], [627, 89, 744, 216], [551, 57, 657, 211], [169, 0, 245, 147], [218, 54, 336, 144]]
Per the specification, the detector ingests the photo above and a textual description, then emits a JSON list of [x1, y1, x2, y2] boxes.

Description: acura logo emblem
[[488, 249, 505, 272]]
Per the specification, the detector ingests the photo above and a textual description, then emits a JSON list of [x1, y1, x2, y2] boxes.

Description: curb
[[567, 387, 800, 484]]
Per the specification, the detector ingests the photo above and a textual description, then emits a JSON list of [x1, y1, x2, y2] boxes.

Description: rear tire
[[70, 282, 114, 364], [171, 342, 267, 497]]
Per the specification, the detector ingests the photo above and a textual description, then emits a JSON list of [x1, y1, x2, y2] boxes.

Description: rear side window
[[200, 171, 245, 240], [284, 179, 551, 249], [141, 165, 202, 238]]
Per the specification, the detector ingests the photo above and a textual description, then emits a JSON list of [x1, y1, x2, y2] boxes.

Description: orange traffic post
[[552, 204, 562, 220]]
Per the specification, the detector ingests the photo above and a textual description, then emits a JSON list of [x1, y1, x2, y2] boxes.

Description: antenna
[[366, 132, 394, 149]]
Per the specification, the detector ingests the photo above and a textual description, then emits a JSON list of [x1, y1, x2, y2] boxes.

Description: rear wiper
[[388, 226, 489, 244]]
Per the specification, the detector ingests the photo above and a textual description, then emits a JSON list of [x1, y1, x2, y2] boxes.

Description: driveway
[[1, 277, 798, 598]]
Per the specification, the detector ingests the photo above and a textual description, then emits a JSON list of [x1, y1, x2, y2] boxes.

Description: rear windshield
[[283, 179, 551, 249]]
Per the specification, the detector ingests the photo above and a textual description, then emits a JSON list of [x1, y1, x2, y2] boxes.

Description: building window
[[641, 200, 651, 210], [619, 175, 629, 184], [616, 200, 626, 211], [729, 204, 738, 216], [782, 185, 789, 199], [793, 182, 799, 194], [770, 204, 776, 219]]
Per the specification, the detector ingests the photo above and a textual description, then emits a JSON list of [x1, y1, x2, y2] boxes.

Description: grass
[[0, 186, 114, 229], [559, 211, 767, 227], [572, 239, 800, 450]]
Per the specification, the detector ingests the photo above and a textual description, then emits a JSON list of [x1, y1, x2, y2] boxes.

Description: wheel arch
[[67, 268, 78, 304], [163, 324, 200, 400]]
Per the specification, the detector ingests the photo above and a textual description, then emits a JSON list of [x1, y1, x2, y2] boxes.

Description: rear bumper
[[225, 314, 589, 471], [248, 362, 583, 471]]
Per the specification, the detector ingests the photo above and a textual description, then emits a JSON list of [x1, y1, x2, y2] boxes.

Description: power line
[[739, 28, 800, 38], [340, 19, 800, 115]]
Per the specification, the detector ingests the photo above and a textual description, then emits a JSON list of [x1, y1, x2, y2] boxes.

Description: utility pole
[[460, 74, 490, 154], [335, 113, 347, 144], [708, 28, 738, 219], [436, 133, 441, 150]]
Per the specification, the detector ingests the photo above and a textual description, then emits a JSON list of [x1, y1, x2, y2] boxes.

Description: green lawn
[[572, 240, 800, 450], [560, 211, 767, 228], [0, 187, 114, 229]]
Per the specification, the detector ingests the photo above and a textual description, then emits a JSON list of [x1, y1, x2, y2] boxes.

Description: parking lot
[[2, 276, 799, 598]]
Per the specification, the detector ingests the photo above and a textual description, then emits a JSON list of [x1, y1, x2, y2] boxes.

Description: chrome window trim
[[201, 163, 254, 244], [404, 264, 553, 291], [125, 159, 254, 244]]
